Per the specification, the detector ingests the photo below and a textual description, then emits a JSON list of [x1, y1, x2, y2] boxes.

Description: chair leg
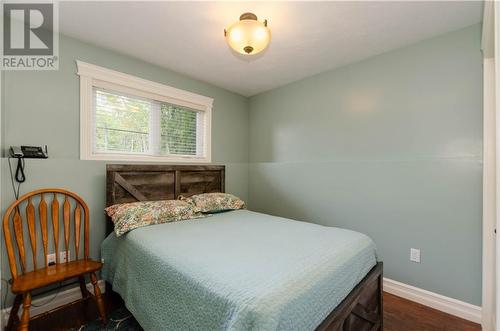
[[90, 272, 107, 324], [18, 292, 31, 331], [5, 294, 22, 331], [78, 276, 91, 299]]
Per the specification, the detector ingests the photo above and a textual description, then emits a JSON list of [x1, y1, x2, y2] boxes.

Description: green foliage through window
[[160, 104, 197, 155], [94, 88, 200, 157]]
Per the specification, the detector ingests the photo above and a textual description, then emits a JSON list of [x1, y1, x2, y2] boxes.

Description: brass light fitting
[[224, 12, 271, 55]]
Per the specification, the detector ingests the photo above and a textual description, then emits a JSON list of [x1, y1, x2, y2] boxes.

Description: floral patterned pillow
[[105, 200, 204, 237], [184, 193, 245, 213]]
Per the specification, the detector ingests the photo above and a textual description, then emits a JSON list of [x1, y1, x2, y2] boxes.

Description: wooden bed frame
[[105, 164, 383, 331]]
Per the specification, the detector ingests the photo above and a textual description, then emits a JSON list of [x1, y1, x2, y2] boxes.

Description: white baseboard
[[383, 278, 482, 324], [1, 280, 105, 327]]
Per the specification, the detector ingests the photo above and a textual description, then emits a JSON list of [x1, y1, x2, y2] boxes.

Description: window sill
[[81, 153, 211, 164]]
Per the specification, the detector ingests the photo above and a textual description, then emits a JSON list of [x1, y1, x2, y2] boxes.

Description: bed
[[103, 164, 383, 331]]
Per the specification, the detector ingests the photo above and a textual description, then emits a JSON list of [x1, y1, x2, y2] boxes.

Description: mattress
[[101, 209, 377, 331]]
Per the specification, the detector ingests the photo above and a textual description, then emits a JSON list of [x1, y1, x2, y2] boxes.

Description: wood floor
[[383, 293, 480, 331], [26, 291, 480, 331]]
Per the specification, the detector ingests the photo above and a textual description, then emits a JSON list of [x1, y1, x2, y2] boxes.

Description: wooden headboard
[[105, 164, 225, 233]]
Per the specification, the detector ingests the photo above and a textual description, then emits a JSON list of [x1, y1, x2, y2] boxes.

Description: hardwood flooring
[[26, 291, 480, 331], [28, 291, 123, 331], [383, 293, 480, 331]]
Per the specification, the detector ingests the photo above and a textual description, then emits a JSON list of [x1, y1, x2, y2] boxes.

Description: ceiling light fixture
[[224, 12, 271, 55]]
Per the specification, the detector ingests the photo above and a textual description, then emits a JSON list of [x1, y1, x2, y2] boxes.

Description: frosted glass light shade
[[225, 13, 271, 55]]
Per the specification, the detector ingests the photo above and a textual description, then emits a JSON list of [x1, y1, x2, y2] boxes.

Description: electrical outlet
[[410, 248, 421, 263], [60, 250, 70, 263], [47, 253, 56, 266]]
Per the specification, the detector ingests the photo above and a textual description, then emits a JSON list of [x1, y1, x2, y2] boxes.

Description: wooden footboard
[[316, 262, 383, 331]]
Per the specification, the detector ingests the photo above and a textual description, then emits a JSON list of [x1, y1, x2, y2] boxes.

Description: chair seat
[[11, 259, 103, 293]]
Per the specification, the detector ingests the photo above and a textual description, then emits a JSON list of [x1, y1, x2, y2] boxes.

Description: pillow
[[105, 200, 204, 237], [184, 193, 245, 213]]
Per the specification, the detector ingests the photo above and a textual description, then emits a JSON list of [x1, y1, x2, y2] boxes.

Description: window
[[93, 88, 205, 157], [77, 61, 212, 162]]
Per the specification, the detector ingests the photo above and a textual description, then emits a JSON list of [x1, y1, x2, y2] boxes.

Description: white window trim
[[76, 60, 213, 163]]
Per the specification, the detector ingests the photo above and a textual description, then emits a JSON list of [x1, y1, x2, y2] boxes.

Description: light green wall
[[1, 24, 483, 308], [1, 35, 249, 306], [248, 24, 483, 305]]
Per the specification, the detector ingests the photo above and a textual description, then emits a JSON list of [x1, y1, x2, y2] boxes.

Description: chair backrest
[[3, 188, 90, 279]]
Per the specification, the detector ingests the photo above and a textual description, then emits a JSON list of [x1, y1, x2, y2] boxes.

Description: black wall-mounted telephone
[[9, 145, 48, 159], [8, 146, 48, 195]]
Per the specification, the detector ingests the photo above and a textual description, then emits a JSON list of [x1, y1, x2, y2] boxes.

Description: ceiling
[[59, 1, 483, 97]]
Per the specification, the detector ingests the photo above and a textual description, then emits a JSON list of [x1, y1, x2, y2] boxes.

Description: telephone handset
[[8, 146, 48, 197], [10, 146, 23, 158], [9, 145, 48, 159]]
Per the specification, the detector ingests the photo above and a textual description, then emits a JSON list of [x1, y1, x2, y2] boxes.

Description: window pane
[[160, 104, 198, 156], [94, 89, 150, 153]]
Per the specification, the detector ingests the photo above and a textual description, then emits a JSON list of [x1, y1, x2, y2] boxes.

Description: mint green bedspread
[[101, 210, 377, 331]]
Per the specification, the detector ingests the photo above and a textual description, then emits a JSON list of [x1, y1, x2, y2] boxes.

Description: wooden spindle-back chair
[[3, 188, 106, 331]]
